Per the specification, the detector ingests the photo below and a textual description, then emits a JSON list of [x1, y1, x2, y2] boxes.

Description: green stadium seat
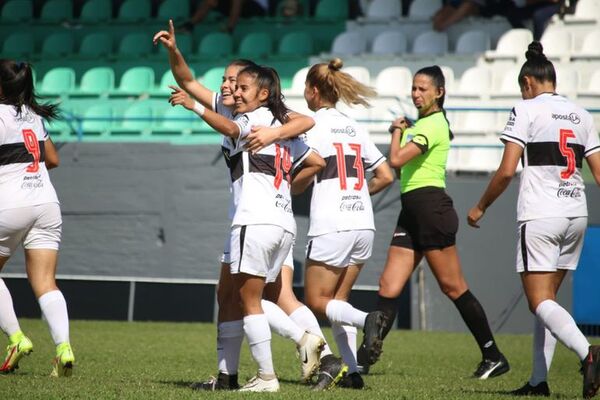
[[197, 32, 232, 58], [238, 32, 272, 58], [41, 32, 75, 58], [81, 103, 113, 135], [1, 0, 33, 22], [157, 0, 189, 22], [201, 67, 225, 92], [277, 31, 313, 56], [112, 66, 155, 96], [79, 0, 112, 23], [153, 104, 209, 135], [315, 0, 348, 20], [78, 32, 113, 58], [117, 32, 153, 58], [73, 67, 115, 97], [1, 32, 35, 58], [117, 0, 151, 22], [112, 101, 153, 134], [45, 100, 78, 139], [151, 68, 196, 97], [38, 67, 76, 97], [157, 34, 192, 58], [40, 0, 73, 22]]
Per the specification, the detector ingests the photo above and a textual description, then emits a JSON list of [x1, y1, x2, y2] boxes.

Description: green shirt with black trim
[[399, 111, 450, 194]]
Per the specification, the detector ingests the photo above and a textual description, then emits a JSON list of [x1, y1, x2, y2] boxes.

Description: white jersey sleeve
[[362, 134, 386, 171], [289, 137, 311, 172], [501, 103, 529, 147]]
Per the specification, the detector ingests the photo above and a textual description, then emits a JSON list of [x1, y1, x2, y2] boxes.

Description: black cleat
[[357, 311, 386, 366], [337, 372, 364, 389], [510, 381, 550, 397], [582, 345, 600, 399], [190, 372, 239, 391], [357, 363, 369, 375], [312, 355, 348, 391], [473, 353, 510, 379]]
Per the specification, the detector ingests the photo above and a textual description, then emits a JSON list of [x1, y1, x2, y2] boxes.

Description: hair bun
[[328, 58, 343, 71], [525, 41, 546, 62]]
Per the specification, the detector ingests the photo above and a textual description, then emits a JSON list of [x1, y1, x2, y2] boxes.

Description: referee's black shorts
[[390, 186, 458, 251]]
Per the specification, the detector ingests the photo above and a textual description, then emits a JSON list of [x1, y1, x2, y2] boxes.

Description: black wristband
[[388, 125, 403, 134]]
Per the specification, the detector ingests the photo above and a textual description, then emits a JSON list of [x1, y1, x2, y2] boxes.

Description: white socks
[[244, 314, 274, 375], [536, 299, 589, 361], [0, 279, 20, 337], [261, 300, 304, 344], [332, 323, 358, 373], [217, 320, 244, 375], [38, 290, 69, 345], [529, 315, 557, 386], [325, 299, 368, 328], [290, 305, 333, 357]]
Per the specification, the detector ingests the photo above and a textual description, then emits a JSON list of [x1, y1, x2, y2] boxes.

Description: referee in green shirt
[[357, 66, 509, 380]]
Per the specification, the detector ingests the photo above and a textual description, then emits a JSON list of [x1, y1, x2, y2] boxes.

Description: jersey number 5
[[22, 129, 40, 173], [559, 129, 576, 180], [333, 143, 364, 191], [274, 144, 291, 189]]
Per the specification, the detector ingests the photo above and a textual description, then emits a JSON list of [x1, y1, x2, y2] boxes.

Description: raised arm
[[244, 111, 315, 153], [388, 117, 422, 168], [467, 141, 523, 228], [153, 19, 214, 108], [169, 85, 239, 138]]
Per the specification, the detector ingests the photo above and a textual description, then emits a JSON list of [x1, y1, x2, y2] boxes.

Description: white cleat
[[239, 374, 280, 392], [297, 331, 326, 382]]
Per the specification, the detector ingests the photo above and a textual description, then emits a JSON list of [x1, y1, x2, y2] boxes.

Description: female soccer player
[[468, 42, 600, 398], [154, 20, 329, 390], [360, 65, 509, 380], [0, 60, 74, 377], [169, 62, 325, 392], [299, 58, 395, 390]]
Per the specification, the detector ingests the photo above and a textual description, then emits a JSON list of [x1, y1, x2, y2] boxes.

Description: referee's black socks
[[453, 290, 502, 361], [376, 294, 399, 340]]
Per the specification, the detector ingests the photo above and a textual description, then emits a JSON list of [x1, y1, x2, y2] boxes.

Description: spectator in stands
[[467, 41, 600, 398], [433, 0, 559, 40], [358, 65, 510, 381], [178, 0, 269, 33]]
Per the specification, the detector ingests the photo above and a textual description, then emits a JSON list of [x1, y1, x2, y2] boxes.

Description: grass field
[[0, 318, 596, 399]]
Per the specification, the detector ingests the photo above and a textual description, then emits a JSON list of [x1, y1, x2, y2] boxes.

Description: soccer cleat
[[582, 345, 600, 399], [51, 342, 74, 378], [357, 363, 369, 375], [297, 331, 325, 382], [357, 311, 386, 366], [473, 353, 510, 379], [190, 373, 239, 391], [238, 373, 280, 392], [0, 332, 33, 373], [312, 354, 348, 391], [337, 371, 364, 389], [509, 381, 550, 397]]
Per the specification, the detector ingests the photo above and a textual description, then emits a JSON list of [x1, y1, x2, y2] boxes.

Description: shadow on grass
[[157, 379, 195, 388], [460, 388, 570, 398]]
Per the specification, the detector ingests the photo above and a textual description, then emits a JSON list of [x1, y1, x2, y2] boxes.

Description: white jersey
[[305, 108, 385, 236], [501, 93, 600, 221], [213, 92, 239, 219], [0, 105, 58, 211], [224, 106, 311, 235]]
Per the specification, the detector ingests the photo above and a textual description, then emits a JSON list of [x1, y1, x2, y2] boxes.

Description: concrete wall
[[3, 143, 599, 333]]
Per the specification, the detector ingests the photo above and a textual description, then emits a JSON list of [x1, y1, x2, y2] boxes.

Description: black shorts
[[390, 186, 458, 251]]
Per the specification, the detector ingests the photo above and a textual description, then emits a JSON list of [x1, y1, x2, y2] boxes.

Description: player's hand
[[245, 126, 280, 153], [467, 205, 484, 228], [153, 19, 177, 51], [168, 85, 194, 110], [392, 117, 411, 132]]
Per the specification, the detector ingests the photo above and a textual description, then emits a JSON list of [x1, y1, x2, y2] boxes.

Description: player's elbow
[[45, 153, 60, 169]]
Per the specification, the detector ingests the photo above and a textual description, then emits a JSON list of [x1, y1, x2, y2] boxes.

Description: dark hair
[[306, 58, 376, 107], [518, 41, 556, 88], [415, 65, 453, 139], [228, 59, 258, 69], [0, 60, 59, 121], [238, 64, 289, 124]]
